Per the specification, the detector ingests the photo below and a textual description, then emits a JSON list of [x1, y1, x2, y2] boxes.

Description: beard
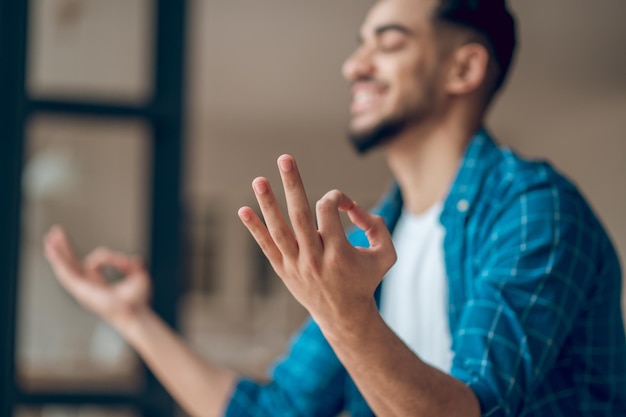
[[348, 85, 439, 154], [348, 117, 408, 154]]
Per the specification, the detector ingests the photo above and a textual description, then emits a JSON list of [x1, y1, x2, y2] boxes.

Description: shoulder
[[468, 144, 619, 277], [482, 146, 577, 209], [472, 145, 591, 230]]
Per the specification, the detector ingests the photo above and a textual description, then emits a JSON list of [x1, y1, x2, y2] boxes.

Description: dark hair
[[434, 0, 517, 94]]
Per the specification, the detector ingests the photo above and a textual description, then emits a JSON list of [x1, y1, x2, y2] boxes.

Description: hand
[[238, 155, 396, 331], [43, 226, 152, 327]]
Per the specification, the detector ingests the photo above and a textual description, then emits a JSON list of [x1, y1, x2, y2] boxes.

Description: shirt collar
[[373, 127, 499, 227], [440, 127, 499, 222]]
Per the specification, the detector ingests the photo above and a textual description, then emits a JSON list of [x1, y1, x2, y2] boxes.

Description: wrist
[[109, 304, 155, 342], [317, 298, 381, 344]]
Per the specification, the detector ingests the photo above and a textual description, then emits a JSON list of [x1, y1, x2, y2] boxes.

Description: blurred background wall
[[13, 0, 626, 416]]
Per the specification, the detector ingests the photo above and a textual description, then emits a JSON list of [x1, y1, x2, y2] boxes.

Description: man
[[44, 0, 626, 416]]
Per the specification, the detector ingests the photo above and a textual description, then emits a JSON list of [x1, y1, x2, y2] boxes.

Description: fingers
[[44, 226, 78, 266], [347, 205, 394, 251], [44, 227, 145, 287], [43, 226, 84, 285], [316, 190, 355, 247], [316, 191, 395, 264], [345, 205, 396, 268], [238, 206, 283, 266], [84, 247, 142, 282], [277, 155, 321, 255], [250, 176, 299, 258], [243, 155, 330, 261]]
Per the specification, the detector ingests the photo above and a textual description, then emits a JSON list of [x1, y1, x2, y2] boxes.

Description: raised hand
[[237, 155, 397, 332], [43, 226, 152, 327]]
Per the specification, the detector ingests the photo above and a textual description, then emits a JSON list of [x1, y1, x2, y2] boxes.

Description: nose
[[342, 46, 375, 82]]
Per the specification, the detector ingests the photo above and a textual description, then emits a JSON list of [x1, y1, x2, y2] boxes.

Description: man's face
[[343, 0, 446, 153]]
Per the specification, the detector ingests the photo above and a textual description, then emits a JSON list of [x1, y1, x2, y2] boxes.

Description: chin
[[348, 118, 406, 154]]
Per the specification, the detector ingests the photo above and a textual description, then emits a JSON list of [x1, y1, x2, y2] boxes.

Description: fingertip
[[346, 204, 375, 229], [47, 229, 61, 245], [43, 239, 56, 260], [51, 225, 66, 238], [238, 206, 253, 222], [277, 154, 294, 172], [354, 201, 365, 214], [338, 198, 357, 211], [252, 177, 269, 194]]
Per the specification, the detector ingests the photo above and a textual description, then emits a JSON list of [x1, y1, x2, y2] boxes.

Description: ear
[[444, 43, 489, 96]]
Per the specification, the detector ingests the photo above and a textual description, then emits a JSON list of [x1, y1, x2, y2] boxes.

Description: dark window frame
[[0, 1, 187, 416]]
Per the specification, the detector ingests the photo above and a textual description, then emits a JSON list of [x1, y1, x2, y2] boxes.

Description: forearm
[[115, 308, 238, 417], [319, 302, 480, 417]]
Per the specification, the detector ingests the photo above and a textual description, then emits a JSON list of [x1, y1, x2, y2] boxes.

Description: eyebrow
[[375, 24, 413, 36], [358, 24, 414, 44]]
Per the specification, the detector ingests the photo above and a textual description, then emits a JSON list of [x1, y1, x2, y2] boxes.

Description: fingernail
[[253, 179, 268, 194], [278, 156, 293, 172], [238, 207, 251, 221]]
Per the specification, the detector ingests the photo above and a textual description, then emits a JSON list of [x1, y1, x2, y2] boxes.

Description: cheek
[[407, 58, 445, 104], [394, 65, 428, 106], [377, 51, 439, 109]]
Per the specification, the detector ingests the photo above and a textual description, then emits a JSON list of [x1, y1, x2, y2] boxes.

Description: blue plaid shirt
[[225, 129, 626, 416]]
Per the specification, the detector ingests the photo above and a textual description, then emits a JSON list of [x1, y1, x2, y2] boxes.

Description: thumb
[[346, 204, 397, 269], [85, 247, 137, 275], [345, 204, 392, 250]]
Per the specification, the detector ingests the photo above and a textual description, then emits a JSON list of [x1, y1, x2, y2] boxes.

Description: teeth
[[354, 91, 376, 103]]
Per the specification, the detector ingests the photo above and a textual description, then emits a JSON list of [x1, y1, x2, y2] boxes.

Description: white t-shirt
[[379, 202, 453, 373]]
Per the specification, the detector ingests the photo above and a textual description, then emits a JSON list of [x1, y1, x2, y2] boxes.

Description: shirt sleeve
[[450, 185, 599, 417], [224, 317, 347, 417]]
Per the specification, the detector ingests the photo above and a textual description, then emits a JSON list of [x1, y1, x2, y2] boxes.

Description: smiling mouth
[[350, 83, 388, 114]]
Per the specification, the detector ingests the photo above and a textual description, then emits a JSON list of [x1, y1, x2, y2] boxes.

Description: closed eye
[[378, 31, 408, 52]]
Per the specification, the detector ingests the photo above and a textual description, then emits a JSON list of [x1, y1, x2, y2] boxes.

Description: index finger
[[44, 227, 83, 277], [85, 247, 138, 275], [345, 204, 393, 251], [277, 155, 321, 255], [316, 189, 355, 248], [43, 227, 87, 290]]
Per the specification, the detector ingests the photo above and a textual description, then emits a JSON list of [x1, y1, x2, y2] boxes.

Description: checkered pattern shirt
[[225, 129, 626, 416]]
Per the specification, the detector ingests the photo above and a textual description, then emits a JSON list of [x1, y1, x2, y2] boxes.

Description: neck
[[384, 115, 481, 215]]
